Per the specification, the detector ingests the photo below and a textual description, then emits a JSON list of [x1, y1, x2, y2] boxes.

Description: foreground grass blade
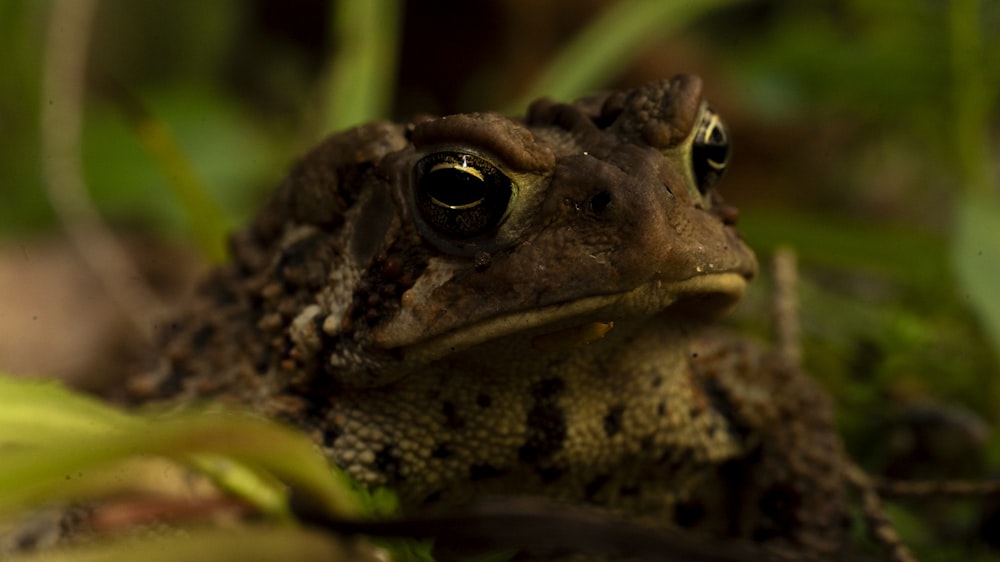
[[0, 375, 361, 520], [0, 377, 138, 443]]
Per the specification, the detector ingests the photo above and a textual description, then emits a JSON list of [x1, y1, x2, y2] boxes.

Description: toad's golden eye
[[414, 152, 513, 238], [691, 107, 730, 194]]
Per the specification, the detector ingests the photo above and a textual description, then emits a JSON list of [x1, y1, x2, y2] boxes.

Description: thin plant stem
[[40, 0, 165, 343]]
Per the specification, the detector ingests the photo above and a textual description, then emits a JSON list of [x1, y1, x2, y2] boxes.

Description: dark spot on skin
[[657, 401, 666, 416], [431, 443, 454, 459], [585, 474, 611, 500], [469, 464, 507, 480], [674, 499, 706, 527], [603, 404, 625, 437], [476, 393, 493, 408], [375, 446, 405, 483], [441, 401, 465, 429], [519, 378, 567, 463], [537, 466, 565, 483], [651, 376, 662, 388], [531, 377, 566, 400], [702, 376, 753, 441]]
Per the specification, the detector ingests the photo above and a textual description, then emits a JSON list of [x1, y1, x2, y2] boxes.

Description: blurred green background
[[1, 0, 999, 558]]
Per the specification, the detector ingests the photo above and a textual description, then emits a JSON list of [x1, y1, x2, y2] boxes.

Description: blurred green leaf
[[0, 374, 439, 561], [509, 0, 748, 109], [953, 194, 1000, 365], [324, 0, 401, 131], [740, 208, 948, 297], [0, 375, 361, 520], [83, 86, 279, 240], [739, 207, 1000, 437], [0, 2, 48, 234], [0, 377, 138, 444], [947, 0, 995, 198], [947, 0, 1000, 367], [131, 112, 233, 263]]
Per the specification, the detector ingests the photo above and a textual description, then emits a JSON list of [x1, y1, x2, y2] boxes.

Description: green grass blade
[[0, 412, 361, 518], [132, 117, 232, 263], [324, 0, 402, 131], [953, 194, 1000, 365], [508, 0, 747, 110], [948, 0, 1000, 365], [948, 0, 993, 198], [94, 79, 234, 263], [0, 376, 362, 519], [0, 376, 139, 443]]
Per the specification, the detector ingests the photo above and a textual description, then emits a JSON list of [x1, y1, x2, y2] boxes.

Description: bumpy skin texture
[[135, 76, 848, 558]]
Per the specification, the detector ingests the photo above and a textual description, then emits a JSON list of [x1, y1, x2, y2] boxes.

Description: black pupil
[[425, 167, 486, 208], [692, 111, 730, 194], [700, 143, 729, 169], [415, 153, 512, 238]]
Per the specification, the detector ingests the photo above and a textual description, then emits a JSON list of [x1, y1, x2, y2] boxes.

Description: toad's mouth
[[388, 271, 750, 366]]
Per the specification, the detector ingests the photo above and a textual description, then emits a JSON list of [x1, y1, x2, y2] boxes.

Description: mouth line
[[399, 271, 749, 364]]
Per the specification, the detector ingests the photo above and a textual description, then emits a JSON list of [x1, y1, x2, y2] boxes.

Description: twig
[[771, 246, 801, 367], [845, 463, 919, 562], [876, 478, 1000, 498]]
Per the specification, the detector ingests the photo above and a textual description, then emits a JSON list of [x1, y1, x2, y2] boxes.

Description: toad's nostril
[[589, 191, 613, 214]]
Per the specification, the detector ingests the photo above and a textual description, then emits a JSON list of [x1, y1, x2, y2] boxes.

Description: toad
[[135, 76, 849, 558]]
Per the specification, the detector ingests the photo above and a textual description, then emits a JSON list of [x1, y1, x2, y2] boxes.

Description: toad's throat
[[388, 272, 749, 365]]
